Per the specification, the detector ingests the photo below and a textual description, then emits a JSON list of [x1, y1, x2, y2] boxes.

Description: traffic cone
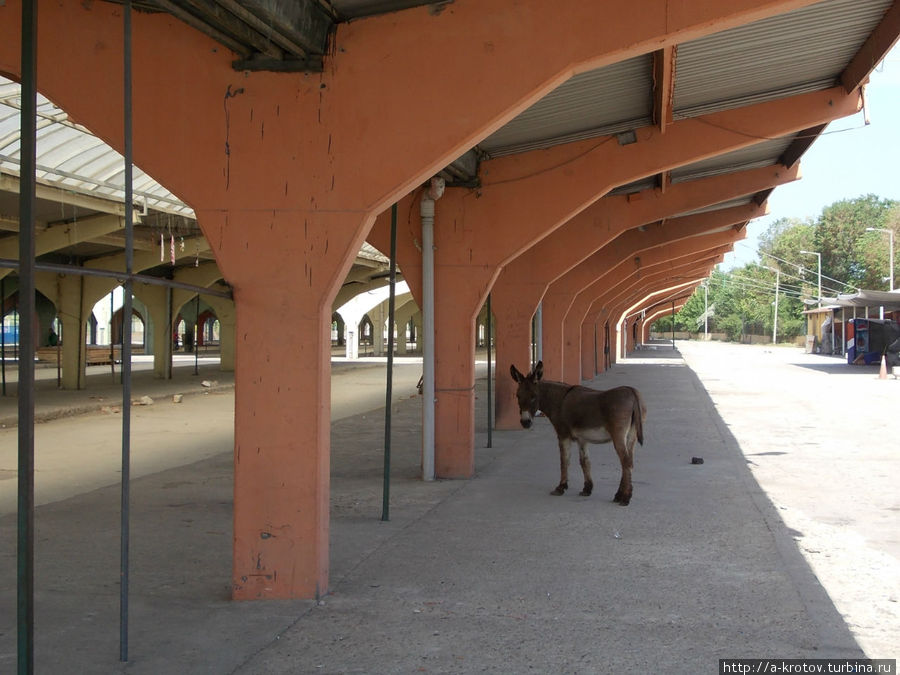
[[879, 354, 888, 380]]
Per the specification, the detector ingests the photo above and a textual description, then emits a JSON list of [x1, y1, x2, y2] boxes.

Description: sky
[[721, 45, 900, 270]]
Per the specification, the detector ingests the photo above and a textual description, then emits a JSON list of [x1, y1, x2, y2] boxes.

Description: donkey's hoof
[[551, 483, 567, 496], [613, 491, 631, 506], [579, 482, 593, 497]]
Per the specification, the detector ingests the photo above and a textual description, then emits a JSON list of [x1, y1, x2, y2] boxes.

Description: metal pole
[[382, 204, 397, 522], [18, 1, 38, 670], [534, 303, 542, 366], [671, 302, 675, 349], [120, 0, 134, 661], [193, 293, 200, 375], [890, 229, 895, 292], [486, 293, 492, 448], [773, 270, 780, 345], [421, 197, 435, 481], [110, 291, 116, 381], [166, 286, 173, 380], [2, 276, 6, 396], [816, 256, 821, 309], [531, 313, 536, 367], [704, 283, 708, 339], [841, 307, 846, 356]]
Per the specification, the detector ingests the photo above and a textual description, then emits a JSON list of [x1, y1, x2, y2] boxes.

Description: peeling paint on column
[[222, 85, 245, 190]]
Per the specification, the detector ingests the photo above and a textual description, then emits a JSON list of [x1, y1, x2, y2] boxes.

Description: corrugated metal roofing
[[478, 55, 652, 158], [670, 137, 795, 184], [0, 75, 194, 216], [674, 0, 894, 118]]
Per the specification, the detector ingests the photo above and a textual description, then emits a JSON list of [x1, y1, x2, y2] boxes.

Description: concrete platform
[[0, 345, 871, 673]]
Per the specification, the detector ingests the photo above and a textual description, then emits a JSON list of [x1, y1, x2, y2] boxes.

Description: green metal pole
[[120, 0, 134, 660], [672, 302, 676, 349], [486, 294, 492, 448], [382, 204, 398, 522], [18, 1, 37, 671]]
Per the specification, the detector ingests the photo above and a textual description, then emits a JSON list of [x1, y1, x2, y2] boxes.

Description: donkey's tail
[[630, 387, 645, 446]]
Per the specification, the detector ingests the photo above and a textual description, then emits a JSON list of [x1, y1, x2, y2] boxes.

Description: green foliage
[[815, 195, 897, 292], [650, 195, 898, 343]]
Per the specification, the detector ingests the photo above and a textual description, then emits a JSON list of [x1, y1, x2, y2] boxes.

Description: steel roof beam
[[652, 46, 676, 134], [841, 0, 900, 92]]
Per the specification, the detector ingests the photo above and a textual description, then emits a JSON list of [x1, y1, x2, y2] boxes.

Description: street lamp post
[[800, 250, 822, 307], [772, 269, 780, 344], [704, 284, 709, 339]]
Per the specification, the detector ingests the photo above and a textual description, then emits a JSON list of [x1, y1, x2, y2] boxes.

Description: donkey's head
[[509, 361, 543, 429]]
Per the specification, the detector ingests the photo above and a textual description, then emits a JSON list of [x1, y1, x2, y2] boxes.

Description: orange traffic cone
[[879, 354, 888, 380]]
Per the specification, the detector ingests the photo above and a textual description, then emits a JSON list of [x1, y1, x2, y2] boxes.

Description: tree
[[856, 203, 900, 291], [650, 195, 898, 343], [815, 195, 898, 292], [758, 216, 814, 270]]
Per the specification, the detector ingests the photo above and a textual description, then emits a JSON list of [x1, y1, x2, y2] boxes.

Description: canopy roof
[[814, 290, 900, 312]]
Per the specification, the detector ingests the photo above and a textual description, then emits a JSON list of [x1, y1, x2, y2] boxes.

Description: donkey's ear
[[510, 364, 523, 382], [534, 361, 543, 380]]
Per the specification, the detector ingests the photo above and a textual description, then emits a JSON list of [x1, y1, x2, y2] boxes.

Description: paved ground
[[0, 342, 895, 673], [676, 340, 900, 659]]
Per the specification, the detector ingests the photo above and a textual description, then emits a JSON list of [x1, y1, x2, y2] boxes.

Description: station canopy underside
[[1, 0, 898, 292]]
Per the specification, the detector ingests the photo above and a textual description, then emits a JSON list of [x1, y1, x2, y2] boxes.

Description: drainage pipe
[[420, 177, 444, 481]]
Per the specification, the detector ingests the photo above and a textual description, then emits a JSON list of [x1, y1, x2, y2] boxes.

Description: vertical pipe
[[2, 276, 6, 396], [193, 293, 200, 375], [831, 309, 835, 355], [382, 204, 397, 521], [671, 302, 675, 349], [77, 276, 85, 390], [421, 197, 436, 481], [534, 303, 542, 365], [486, 293, 492, 448], [18, 0, 38, 671], [530, 313, 536, 367], [704, 288, 709, 337], [773, 270, 779, 345], [56, 325, 60, 387], [165, 286, 173, 380], [120, 0, 133, 661], [841, 307, 846, 356], [110, 291, 116, 380]]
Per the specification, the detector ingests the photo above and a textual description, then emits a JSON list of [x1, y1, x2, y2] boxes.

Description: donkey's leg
[[552, 437, 570, 495], [577, 441, 593, 496], [612, 430, 633, 505]]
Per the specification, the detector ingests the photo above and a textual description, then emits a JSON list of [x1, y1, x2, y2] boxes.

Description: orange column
[[492, 163, 798, 426], [593, 244, 735, 337], [551, 212, 752, 382], [568, 239, 739, 379], [0, 0, 856, 597], [606, 260, 725, 354], [399, 87, 857, 474]]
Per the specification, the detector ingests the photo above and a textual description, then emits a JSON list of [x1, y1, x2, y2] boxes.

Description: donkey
[[510, 361, 646, 505]]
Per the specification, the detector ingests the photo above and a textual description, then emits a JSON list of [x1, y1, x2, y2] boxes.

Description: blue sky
[[722, 46, 900, 269]]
